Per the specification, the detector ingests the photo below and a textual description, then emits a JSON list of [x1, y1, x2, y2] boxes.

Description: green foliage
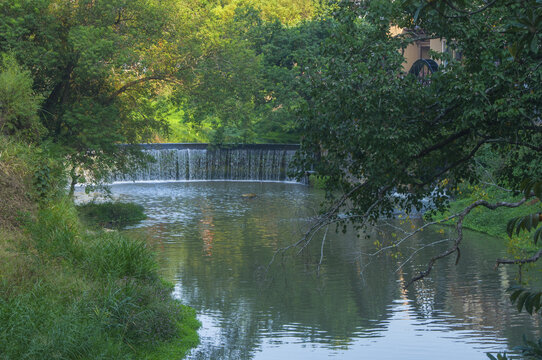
[[30, 144, 67, 202], [85, 232, 156, 280], [293, 0, 542, 230], [0, 135, 66, 228], [507, 180, 542, 244], [0, 195, 199, 359], [0, 54, 44, 141], [27, 199, 83, 261], [0, 0, 193, 189], [0, 140, 199, 359], [309, 174, 329, 189], [507, 213, 542, 245], [170, 2, 328, 144], [431, 185, 542, 243], [0, 0, 324, 153], [76, 201, 147, 229], [509, 286, 542, 315], [514, 336, 542, 359]]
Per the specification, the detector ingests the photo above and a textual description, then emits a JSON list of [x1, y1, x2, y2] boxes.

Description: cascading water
[[112, 144, 300, 182]]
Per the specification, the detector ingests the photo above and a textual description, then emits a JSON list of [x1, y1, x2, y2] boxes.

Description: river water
[[86, 181, 541, 359]]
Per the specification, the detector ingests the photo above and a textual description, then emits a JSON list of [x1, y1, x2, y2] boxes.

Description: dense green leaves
[[294, 0, 542, 230], [1, 0, 323, 182], [506, 180, 542, 244], [176, 3, 326, 144], [0, 54, 44, 141], [0, 0, 201, 189], [507, 213, 542, 244]]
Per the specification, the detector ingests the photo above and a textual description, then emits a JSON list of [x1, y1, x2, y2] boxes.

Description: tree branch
[[495, 249, 542, 267], [108, 75, 175, 101], [414, 128, 470, 159], [430, 0, 499, 19], [485, 138, 542, 152], [416, 138, 487, 188], [405, 197, 529, 288]]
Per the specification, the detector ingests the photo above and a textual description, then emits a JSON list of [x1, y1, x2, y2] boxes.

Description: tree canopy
[[0, 0, 322, 189], [293, 0, 542, 283]]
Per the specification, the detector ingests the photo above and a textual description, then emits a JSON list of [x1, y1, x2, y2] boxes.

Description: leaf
[[506, 217, 519, 238], [517, 291, 530, 313], [521, 180, 542, 199], [510, 288, 524, 302], [532, 292, 542, 313], [535, 226, 542, 245], [525, 293, 536, 314], [507, 213, 542, 241], [413, 3, 425, 23]]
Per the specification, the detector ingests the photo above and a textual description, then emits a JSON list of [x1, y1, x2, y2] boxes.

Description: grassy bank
[[0, 137, 199, 359], [430, 185, 542, 251]]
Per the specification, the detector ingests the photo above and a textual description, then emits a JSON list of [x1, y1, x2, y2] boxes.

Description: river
[[81, 181, 541, 359]]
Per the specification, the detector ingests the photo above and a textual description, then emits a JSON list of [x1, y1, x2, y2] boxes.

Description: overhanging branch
[[495, 249, 542, 267], [405, 197, 529, 288], [108, 75, 182, 102]]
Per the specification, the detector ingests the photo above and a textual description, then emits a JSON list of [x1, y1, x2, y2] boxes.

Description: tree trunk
[[68, 164, 79, 198]]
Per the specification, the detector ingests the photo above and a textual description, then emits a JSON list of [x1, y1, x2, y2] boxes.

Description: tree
[[292, 0, 542, 283], [177, 2, 326, 144], [0, 0, 202, 193]]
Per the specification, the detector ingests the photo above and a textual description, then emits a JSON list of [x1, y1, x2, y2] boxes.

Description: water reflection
[[94, 182, 540, 359]]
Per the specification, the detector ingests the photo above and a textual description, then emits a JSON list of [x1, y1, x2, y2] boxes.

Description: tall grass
[[85, 232, 157, 280], [1, 136, 199, 359], [0, 198, 200, 359], [1, 193, 198, 358]]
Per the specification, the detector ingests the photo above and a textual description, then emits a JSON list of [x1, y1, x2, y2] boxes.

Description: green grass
[[76, 201, 147, 229], [0, 137, 199, 360], [0, 198, 200, 359], [429, 185, 542, 252]]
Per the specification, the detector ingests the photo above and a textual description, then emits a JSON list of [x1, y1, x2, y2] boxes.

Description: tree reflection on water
[[112, 181, 541, 359]]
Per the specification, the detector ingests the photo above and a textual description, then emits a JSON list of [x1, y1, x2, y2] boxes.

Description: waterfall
[[112, 144, 300, 183]]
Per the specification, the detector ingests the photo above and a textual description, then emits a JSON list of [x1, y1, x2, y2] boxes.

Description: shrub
[[84, 231, 157, 280], [27, 198, 83, 261], [0, 53, 45, 141], [1, 141, 198, 359], [308, 174, 329, 189], [77, 202, 147, 229]]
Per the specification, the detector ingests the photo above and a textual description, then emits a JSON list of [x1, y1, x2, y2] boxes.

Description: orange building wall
[[390, 26, 445, 72]]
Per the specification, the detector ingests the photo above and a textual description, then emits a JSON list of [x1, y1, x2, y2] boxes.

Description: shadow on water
[[83, 181, 542, 360]]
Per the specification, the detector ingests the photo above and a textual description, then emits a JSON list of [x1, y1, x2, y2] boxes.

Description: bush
[[308, 174, 329, 189], [97, 280, 187, 346], [0, 53, 45, 141], [27, 198, 83, 261], [0, 136, 66, 228], [85, 231, 157, 280], [77, 202, 147, 229], [0, 196, 198, 359]]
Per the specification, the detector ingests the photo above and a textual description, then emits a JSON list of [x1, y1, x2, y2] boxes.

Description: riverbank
[[430, 185, 542, 252], [0, 137, 199, 359]]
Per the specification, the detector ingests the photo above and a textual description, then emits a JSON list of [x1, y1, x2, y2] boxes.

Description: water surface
[[95, 182, 541, 359]]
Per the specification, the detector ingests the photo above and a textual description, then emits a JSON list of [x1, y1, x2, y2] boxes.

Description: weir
[[113, 143, 300, 182]]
